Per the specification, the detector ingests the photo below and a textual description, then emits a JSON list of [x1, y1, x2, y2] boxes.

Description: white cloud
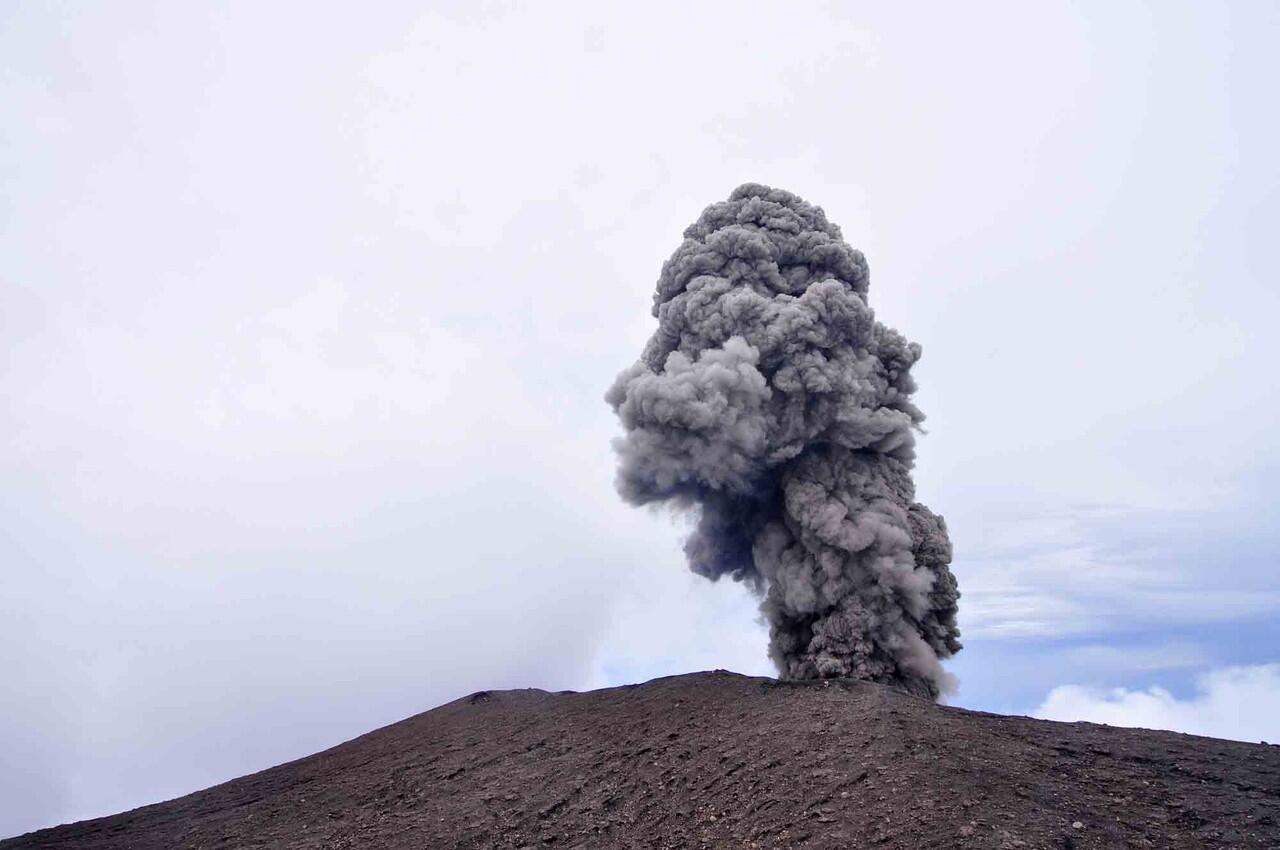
[[955, 504, 1280, 639], [1033, 663, 1280, 744], [588, 543, 776, 689]]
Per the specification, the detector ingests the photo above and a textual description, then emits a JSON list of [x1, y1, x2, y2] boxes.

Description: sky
[[2, 0, 1278, 839]]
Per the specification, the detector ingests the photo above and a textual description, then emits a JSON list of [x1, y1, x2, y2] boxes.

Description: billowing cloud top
[[608, 184, 961, 698]]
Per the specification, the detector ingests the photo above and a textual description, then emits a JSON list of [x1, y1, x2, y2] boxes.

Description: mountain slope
[[5, 671, 1278, 849]]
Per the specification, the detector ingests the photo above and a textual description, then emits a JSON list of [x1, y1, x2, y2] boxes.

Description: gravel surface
[[5, 670, 1278, 849]]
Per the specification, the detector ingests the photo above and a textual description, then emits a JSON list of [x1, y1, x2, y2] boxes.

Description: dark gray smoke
[[606, 184, 961, 699]]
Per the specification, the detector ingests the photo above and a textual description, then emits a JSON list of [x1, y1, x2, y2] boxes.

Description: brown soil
[[5, 671, 1278, 849]]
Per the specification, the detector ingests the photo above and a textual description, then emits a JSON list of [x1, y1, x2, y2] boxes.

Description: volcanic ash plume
[[606, 184, 961, 699]]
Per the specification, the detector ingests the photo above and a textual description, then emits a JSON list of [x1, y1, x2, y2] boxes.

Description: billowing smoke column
[[606, 184, 961, 699]]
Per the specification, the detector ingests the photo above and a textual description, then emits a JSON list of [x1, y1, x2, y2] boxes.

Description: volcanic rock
[[4, 671, 1278, 849]]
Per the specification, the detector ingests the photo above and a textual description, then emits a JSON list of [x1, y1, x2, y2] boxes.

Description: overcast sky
[[3, 1, 1278, 838]]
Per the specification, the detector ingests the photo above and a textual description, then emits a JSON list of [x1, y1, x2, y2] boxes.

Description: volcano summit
[[5, 671, 1277, 849]]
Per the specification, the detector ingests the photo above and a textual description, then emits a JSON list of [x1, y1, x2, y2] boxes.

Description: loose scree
[[607, 184, 961, 699]]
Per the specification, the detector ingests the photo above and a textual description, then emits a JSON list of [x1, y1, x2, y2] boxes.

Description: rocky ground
[[5, 670, 1278, 849]]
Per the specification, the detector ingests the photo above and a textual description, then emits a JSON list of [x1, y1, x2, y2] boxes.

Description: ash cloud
[[607, 184, 961, 699]]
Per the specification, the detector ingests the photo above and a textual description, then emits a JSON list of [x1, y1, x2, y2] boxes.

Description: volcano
[[4, 671, 1277, 849]]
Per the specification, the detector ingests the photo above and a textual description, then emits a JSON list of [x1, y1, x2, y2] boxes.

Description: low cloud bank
[[1034, 663, 1280, 743]]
